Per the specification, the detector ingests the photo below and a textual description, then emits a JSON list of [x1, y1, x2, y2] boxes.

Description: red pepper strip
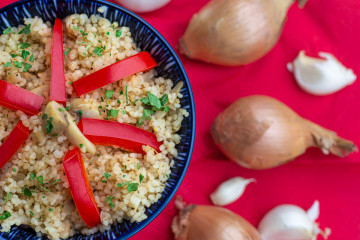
[[0, 80, 44, 115], [78, 118, 161, 154], [63, 148, 101, 228], [0, 121, 30, 170], [73, 52, 157, 96], [50, 18, 66, 104]]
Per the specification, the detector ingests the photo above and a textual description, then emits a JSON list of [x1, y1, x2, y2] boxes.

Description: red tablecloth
[[1, 0, 360, 239]]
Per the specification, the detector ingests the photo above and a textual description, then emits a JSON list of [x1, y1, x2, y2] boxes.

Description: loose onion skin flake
[[211, 95, 358, 169], [179, 0, 308, 66], [172, 196, 261, 240]]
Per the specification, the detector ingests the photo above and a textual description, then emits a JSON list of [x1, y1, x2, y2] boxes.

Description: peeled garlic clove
[[114, 0, 171, 13], [288, 51, 356, 95], [258, 201, 331, 240], [210, 177, 255, 206]]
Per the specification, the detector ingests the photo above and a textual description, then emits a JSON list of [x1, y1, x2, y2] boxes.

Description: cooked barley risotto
[[0, 14, 188, 239]]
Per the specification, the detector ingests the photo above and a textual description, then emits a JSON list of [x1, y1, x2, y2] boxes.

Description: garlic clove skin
[[288, 51, 357, 95], [258, 201, 331, 240], [114, 0, 171, 13], [210, 177, 255, 206]]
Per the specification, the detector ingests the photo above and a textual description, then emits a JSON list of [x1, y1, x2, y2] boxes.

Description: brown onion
[[179, 0, 307, 66], [211, 95, 358, 169], [172, 196, 261, 240]]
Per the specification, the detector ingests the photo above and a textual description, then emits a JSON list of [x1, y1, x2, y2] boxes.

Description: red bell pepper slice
[[0, 121, 31, 170], [73, 52, 157, 96], [50, 18, 66, 104], [63, 148, 101, 228], [78, 118, 161, 154], [0, 80, 44, 115]]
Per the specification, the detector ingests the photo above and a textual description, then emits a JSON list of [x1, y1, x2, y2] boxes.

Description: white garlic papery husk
[[258, 201, 331, 240], [210, 177, 255, 206], [287, 51, 356, 95], [114, 0, 171, 13]]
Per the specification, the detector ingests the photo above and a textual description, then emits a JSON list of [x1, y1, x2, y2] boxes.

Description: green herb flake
[[23, 187, 32, 197], [42, 196, 46, 199], [3, 28, 12, 34], [106, 196, 115, 208], [73, 26, 79, 30], [64, 48, 71, 56], [104, 173, 111, 180], [159, 94, 168, 106], [147, 92, 162, 109], [165, 174, 169, 178], [11, 54, 18, 58], [86, 43, 92, 50], [30, 172, 36, 180], [106, 32, 109, 35], [59, 108, 65, 112], [102, 180, 107, 183], [49, 208, 53, 212], [109, 109, 119, 118], [42, 114, 48, 120], [13, 61, 23, 68], [121, 109, 126, 115], [79, 110, 83, 116], [29, 211, 34, 215], [19, 42, 31, 49], [0, 211, 11, 220], [13, 168, 16, 172], [116, 29, 122, 38], [4, 192, 11, 203], [3, 62, 12, 67], [29, 54, 35, 62], [68, 81, 72, 85], [39, 185, 50, 192], [117, 181, 131, 187], [125, 85, 129, 104], [46, 117, 54, 134], [18, 24, 31, 34], [93, 47, 104, 57], [139, 174, 144, 183], [53, 179, 61, 184], [137, 163, 140, 169], [76, 41, 85, 44], [101, 97, 104, 102], [36, 176, 44, 185], [127, 183, 139, 193], [105, 90, 114, 99], [65, 106, 70, 111], [23, 63, 32, 72], [80, 144, 83, 148]]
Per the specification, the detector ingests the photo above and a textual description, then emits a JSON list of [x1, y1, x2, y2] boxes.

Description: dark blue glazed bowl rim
[[0, 0, 196, 239]]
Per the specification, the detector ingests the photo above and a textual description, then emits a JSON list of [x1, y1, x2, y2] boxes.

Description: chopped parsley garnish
[[23, 187, 32, 197], [106, 32, 109, 35], [121, 109, 126, 115], [4, 192, 11, 203], [100, 97, 104, 102], [165, 174, 169, 178], [66, 106, 70, 111], [19, 42, 31, 49], [36, 176, 44, 185], [137, 92, 169, 126], [79, 110, 83, 116], [125, 85, 129, 104], [42, 196, 46, 199], [104, 173, 111, 179], [42, 114, 48, 120], [53, 179, 61, 184], [64, 48, 71, 56], [18, 24, 31, 34], [0, 211, 11, 220], [117, 181, 131, 187], [73, 26, 79, 30], [23, 63, 32, 72], [11, 54, 18, 58], [116, 29, 122, 38], [106, 196, 115, 208], [49, 208, 53, 212], [29, 54, 35, 62], [137, 163, 140, 169], [29, 211, 34, 215], [93, 47, 104, 57], [30, 172, 36, 180], [80, 144, 83, 148], [59, 108, 65, 112], [102, 180, 107, 183], [13, 168, 16, 172], [117, 99, 121, 104], [46, 117, 54, 134], [13, 61, 23, 68], [105, 90, 114, 99], [139, 174, 144, 183], [127, 183, 139, 193], [76, 41, 85, 44], [80, 30, 88, 38], [3, 62, 12, 67], [3, 28, 12, 34], [125, 165, 127, 170], [86, 43, 92, 50]]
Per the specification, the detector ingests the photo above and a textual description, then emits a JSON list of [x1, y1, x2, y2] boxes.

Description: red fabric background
[[1, 0, 360, 239]]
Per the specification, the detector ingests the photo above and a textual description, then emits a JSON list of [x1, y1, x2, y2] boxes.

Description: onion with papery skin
[[172, 196, 261, 240], [211, 95, 358, 169], [179, 0, 308, 66]]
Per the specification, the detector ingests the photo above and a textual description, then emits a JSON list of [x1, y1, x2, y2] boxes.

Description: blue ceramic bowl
[[0, 0, 195, 239]]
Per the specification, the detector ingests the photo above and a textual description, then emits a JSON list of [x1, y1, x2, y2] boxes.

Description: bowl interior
[[0, 0, 195, 239]]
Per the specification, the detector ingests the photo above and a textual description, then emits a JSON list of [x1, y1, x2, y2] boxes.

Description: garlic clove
[[288, 51, 357, 95], [114, 0, 171, 13], [210, 177, 255, 206], [258, 201, 331, 240]]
